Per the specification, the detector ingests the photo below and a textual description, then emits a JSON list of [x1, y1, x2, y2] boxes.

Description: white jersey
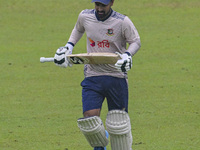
[[68, 9, 141, 78]]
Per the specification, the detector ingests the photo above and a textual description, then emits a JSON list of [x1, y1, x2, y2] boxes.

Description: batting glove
[[54, 43, 73, 68], [115, 52, 132, 72]]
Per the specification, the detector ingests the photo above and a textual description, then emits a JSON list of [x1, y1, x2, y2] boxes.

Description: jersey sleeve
[[122, 16, 141, 56], [68, 10, 85, 45]]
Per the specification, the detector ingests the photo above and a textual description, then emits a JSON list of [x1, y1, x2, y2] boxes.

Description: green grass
[[0, 0, 199, 149]]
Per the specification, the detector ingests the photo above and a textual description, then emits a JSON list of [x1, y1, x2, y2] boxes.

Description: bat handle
[[40, 57, 54, 63]]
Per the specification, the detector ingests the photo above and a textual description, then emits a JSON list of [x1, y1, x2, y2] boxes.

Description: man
[[54, 0, 141, 149]]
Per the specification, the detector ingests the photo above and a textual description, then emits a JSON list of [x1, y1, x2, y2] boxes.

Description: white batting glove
[[115, 52, 132, 72], [54, 43, 73, 68]]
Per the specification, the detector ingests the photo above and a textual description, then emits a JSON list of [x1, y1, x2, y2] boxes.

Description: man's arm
[[115, 16, 141, 72], [127, 41, 141, 56], [123, 16, 141, 56], [68, 11, 85, 46], [54, 11, 85, 68]]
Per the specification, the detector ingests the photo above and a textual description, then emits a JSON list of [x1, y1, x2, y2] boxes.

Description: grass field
[[0, 0, 200, 149]]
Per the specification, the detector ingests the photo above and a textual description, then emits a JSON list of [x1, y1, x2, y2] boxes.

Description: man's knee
[[83, 109, 101, 117]]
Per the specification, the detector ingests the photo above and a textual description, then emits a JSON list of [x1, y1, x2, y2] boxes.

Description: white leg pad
[[77, 116, 109, 147], [106, 110, 133, 150]]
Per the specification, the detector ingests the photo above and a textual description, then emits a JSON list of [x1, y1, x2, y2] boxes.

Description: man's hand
[[115, 52, 132, 72], [54, 43, 73, 68]]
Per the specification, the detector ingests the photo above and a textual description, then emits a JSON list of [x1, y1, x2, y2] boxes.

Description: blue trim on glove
[[125, 52, 131, 56], [67, 42, 75, 47]]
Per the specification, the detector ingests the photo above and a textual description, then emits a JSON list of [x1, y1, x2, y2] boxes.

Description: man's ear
[[110, 0, 114, 6]]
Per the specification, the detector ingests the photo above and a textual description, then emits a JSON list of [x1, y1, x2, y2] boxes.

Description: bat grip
[[40, 57, 54, 63]]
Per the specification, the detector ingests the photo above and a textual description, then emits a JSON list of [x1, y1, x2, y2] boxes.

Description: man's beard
[[96, 11, 106, 19], [96, 9, 111, 20]]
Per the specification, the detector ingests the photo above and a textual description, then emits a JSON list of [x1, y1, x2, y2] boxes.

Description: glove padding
[[115, 52, 132, 72], [54, 43, 73, 68]]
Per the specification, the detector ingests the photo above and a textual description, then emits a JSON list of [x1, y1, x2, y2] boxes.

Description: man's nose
[[97, 6, 104, 12]]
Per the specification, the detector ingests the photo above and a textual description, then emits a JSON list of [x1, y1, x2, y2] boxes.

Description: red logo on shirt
[[89, 38, 110, 48], [97, 40, 110, 48]]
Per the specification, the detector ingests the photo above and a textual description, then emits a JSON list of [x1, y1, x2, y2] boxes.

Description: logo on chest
[[97, 40, 110, 48], [106, 28, 114, 36], [89, 38, 110, 48]]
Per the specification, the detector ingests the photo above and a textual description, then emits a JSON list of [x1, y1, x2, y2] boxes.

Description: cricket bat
[[40, 53, 121, 64]]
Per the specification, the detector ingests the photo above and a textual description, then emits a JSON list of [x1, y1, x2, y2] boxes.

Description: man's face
[[95, 1, 113, 20]]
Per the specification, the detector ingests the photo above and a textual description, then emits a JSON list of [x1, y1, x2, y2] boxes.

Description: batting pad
[[106, 110, 133, 150], [77, 116, 109, 147]]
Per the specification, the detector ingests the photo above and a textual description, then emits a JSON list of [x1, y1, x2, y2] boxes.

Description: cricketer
[[54, 0, 141, 149]]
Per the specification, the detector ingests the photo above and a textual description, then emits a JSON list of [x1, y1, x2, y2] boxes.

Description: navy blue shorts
[[81, 76, 129, 113]]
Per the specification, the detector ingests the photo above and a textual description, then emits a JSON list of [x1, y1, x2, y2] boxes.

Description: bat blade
[[68, 53, 121, 64], [40, 53, 121, 64]]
